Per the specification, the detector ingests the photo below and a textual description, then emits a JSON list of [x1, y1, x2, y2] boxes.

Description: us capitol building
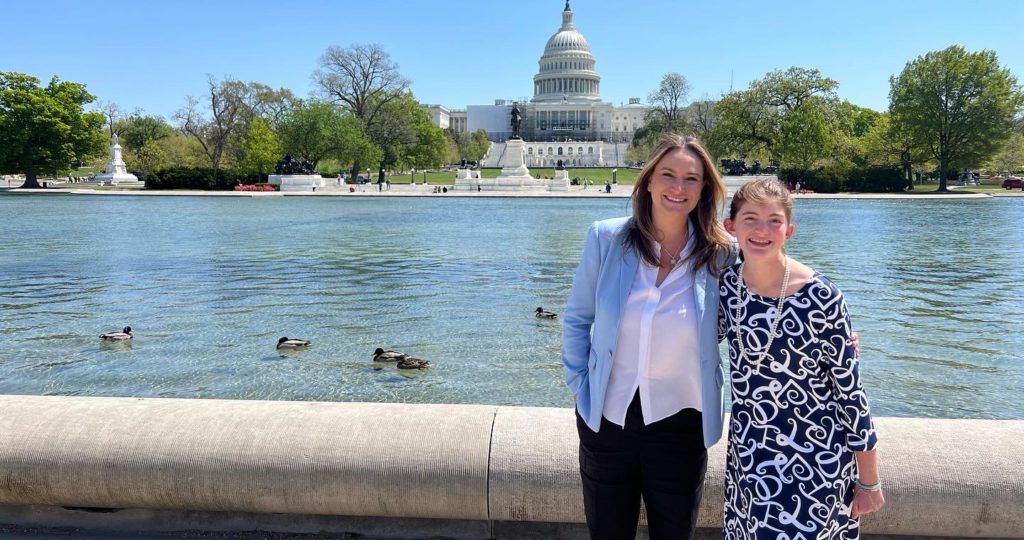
[[424, 1, 647, 167]]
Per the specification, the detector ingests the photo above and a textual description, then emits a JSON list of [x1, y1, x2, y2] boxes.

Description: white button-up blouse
[[602, 233, 702, 427]]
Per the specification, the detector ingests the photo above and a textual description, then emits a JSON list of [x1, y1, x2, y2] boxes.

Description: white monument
[[93, 134, 142, 186]]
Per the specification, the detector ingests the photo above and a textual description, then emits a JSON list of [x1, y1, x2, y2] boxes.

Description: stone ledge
[[0, 396, 1021, 537]]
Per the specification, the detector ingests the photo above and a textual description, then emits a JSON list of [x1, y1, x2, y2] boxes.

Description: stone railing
[[0, 395, 1021, 537]]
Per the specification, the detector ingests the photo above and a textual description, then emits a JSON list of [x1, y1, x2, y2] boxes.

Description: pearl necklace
[[735, 256, 791, 372]]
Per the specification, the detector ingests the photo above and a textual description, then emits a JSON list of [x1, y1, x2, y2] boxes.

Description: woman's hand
[[851, 331, 860, 355], [850, 486, 884, 518]]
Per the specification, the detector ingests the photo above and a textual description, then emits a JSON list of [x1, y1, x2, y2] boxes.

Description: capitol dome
[[532, 1, 601, 103]]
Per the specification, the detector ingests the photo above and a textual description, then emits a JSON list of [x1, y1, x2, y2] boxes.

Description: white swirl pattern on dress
[[719, 265, 877, 540]]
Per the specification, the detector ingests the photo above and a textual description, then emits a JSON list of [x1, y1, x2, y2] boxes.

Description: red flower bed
[[234, 184, 277, 192]]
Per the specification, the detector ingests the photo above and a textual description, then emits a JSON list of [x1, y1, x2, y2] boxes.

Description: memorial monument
[[93, 134, 142, 186], [267, 154, 325, 192]]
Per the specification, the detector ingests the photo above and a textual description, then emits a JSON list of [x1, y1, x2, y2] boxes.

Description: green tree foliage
[[407, 114, 448, 169], [238, 117, 282, 176], [776, 102, 831, 170], [986, 132, 1024, 174], [313, 43, 411, 179], [275, 100, 376, 171], [861, 113, 928, 188], [365, 92, 432, 180], [712, 67, 839, 168], [173, 76, 292, 169], [889, 45, 1024, 191], [0, 72, 106, 188], [117, 114, 175, 152], [458, 129, 491, 162]]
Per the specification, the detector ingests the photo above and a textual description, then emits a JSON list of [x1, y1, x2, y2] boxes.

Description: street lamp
[[612, 168, 617, 184]]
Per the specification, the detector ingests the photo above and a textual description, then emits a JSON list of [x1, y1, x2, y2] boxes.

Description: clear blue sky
[[3, 0, 1021, 120]]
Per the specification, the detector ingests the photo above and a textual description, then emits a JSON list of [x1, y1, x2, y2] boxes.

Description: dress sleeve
[[562, 222, 601, 397], [817, 283, 878, 451]]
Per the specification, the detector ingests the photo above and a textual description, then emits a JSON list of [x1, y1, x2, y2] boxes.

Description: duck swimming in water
[[535, 307, 558, 319], [100, 326, 133, 341], [277, 337, 311, 349], [373, 348, 408, 362], [396, 356, 431, 370]]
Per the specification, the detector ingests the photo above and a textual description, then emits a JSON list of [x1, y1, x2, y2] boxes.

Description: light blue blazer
[[562, 216, 732, 449]]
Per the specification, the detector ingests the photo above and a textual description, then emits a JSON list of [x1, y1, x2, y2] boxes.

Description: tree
[[647, 73, 691, 132], [776, 101, 831, 170], [365, 92, 424, 181], [314, 44, 410, 128], [275, 99, 378, 172], [0, 72, 106, 188], [117, 114, 175, 151], [238, 117, 282, 176], [890, 45, 1024, 191], [406, 113, 448, 169], [713, 67, 840, 168], [174, 76, 291, 169], [861, 113, 928, 188], [986, 132, 1024, 173], [313, 44, 410, 178]]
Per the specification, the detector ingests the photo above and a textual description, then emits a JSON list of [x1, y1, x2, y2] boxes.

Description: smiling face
[[724, 199, 795, 261], [647, 148, 704, 226]]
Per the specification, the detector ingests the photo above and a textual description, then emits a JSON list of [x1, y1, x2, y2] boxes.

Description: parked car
[[355, 175, 371, 184], [1001, 177, 1023, 190]]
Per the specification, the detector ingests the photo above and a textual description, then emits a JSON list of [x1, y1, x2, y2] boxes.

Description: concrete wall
[[0, 395, 1021, 537]]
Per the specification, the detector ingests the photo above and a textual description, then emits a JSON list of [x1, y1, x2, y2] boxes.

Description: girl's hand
[[850, 486, 884, 518], [851, 331, 860, 355]]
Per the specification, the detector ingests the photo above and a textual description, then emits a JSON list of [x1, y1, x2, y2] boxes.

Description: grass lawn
[[913, 182, 1008, 194], [388, 167, 641, 186]]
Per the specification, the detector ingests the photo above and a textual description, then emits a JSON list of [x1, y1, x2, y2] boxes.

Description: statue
[[274, 154, 315, 175], [510, 103, 522, 139], [556, 159, 565, 170]]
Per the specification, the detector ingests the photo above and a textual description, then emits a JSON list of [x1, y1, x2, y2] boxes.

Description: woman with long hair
[[562, 134, 734, 539]]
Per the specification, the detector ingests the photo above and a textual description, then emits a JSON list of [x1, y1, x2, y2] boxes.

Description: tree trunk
[[903, 160, 913, 191], [18, 171, 41, 189], [936, 135, 948, 192]]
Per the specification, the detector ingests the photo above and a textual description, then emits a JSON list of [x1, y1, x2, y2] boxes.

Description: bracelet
[[856, 480, 882, 491]]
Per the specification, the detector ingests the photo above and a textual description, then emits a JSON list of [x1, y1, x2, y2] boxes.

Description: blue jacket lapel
[[694, 265, 708, 326], [617, 248, 639, 322]]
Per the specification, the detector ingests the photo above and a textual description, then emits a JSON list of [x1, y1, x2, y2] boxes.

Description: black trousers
[[576, 394, 707, 540]]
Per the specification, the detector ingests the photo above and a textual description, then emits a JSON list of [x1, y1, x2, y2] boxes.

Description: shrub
[[147, 167, 265, 190], [846, 166, 906, 192]]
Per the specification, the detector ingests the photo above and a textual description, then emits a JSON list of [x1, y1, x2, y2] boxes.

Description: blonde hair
[[729, 178, 794, 222], [625, 134, 730, 275]]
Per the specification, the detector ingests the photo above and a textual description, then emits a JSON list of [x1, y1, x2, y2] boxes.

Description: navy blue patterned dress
[[718, 265, 878, 540]]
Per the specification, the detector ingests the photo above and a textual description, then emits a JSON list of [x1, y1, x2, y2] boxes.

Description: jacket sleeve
[[562, 222, 602, 397], [818, 285, 878, 452]]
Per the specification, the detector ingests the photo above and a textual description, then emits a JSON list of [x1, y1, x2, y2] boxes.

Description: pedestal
[[480, 138, 547, 191], [268, 175, 326, 192], [453, 168, 480, 191], [548, 169, 570, 192]]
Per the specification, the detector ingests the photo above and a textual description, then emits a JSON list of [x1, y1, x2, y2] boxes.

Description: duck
[[100, 326, 133, 341], [277, 337, 311, 349], [396, 356, 431, 370], [535, 307, 558, 319], [373, 347, 408, 362]]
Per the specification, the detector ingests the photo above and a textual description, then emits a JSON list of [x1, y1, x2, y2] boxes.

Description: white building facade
[[424, 0, 647, 167]]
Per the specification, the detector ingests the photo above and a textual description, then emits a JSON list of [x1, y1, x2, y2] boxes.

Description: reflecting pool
[[1, 195, 1021, 419]]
